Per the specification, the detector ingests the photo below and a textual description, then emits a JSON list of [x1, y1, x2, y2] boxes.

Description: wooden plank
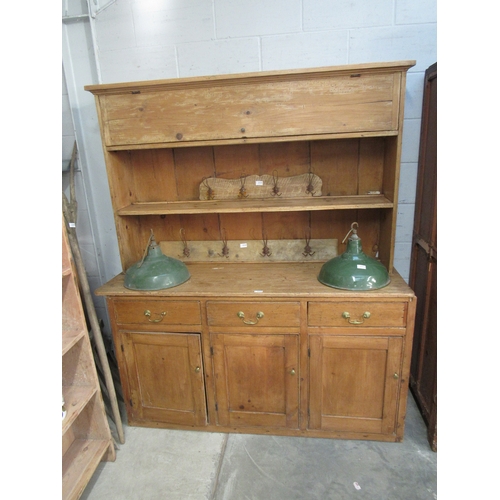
[[131, 149, 176, 202], [199, 173, 323, 200], [96, 262, 415, 299], [117, 194, 394, 215], [214, 143, 260, 177], [259, 141, 310, 177], [104, 130, 399, 151], [311, 140, 359, 196], [62, 439, 110, 500], [174, 147, 215, 200], [96, 73, 398, 147], [358, 137, 385, 195], [160, 238, 338, 262], [85, 61, 417, 94]]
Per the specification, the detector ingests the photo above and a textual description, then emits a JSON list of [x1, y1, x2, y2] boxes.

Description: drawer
[[308, 301, 406, 328], [207, 301, 300, 328], [113, 299, 201, 326]]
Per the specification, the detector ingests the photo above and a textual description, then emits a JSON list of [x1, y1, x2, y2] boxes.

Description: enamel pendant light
[[124, 230, 190, 290], [318, 222, 390, 291]]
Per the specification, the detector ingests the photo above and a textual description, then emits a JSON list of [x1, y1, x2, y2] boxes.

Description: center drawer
[[308, 301, 407, 327], [112, 299, 201, 326], [207, 301, 300, 328]]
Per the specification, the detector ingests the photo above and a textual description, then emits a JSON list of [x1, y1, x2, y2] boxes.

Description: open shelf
[[62, 439, 111, 500], [117, 194, 394, 216], [62, 385, 97, 434], [62, 328, 86, 356]]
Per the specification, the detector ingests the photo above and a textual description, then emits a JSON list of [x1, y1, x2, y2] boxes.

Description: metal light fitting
[[318, 222, 390, 291], [124, 230, 190, 290]]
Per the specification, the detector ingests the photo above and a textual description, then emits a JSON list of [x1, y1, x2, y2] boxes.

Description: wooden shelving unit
[[87, 61, 418, 443], [62, 218, 115, 499]]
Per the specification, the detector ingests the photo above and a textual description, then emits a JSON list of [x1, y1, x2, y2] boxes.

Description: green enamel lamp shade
[[124, 232, 190, 290], [318, 223, 390, 291]]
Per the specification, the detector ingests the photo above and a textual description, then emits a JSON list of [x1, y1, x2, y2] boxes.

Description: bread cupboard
[[87, 61, 416, 442]]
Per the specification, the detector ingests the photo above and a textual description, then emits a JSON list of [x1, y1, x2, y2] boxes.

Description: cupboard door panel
[[309, 335, 402, 435], [121, 331, 207, 426], [212, 334, 299, 429]]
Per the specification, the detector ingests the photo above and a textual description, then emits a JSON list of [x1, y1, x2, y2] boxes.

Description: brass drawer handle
[[290, 369, 296, 376], [195, 366, 201, 373], [342, 311, 371, 325], [144, 310, 167, 323], [237, 311, 264, 325]]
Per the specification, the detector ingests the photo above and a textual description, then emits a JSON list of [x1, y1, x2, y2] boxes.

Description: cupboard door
[[211, 333, 299, 429], [309, 335, 403, 435], [120, 331, 207, 427]]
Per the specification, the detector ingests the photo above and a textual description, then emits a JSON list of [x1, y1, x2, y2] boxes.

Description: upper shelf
[[117, 194, 394, 216]]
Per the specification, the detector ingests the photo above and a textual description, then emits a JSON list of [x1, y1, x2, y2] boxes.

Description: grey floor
[[81, 392, 437, 500]]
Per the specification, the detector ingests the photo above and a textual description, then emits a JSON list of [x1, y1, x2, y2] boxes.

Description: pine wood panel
[[211, 333, 299, 428], [62, 439, 110, 500], [117, 195, 394, 215], [94, 72, 399, 148], [308, 335, 403, 434], [308, 301, 407, 327], [112, 299, 201, 326], [121, 331, 207, 426], [207, 301, 300, 328], [96, 263, 414, 299]]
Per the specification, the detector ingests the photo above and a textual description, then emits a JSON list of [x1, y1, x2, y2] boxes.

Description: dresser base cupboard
[[89, 61, 417, 442], [97, 264, 415, 442]]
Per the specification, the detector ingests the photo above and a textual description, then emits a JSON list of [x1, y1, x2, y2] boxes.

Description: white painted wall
[[62, 0, 436, 339]]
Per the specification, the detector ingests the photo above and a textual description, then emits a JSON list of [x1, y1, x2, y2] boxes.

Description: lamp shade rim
[[317, 273, 391, 291]]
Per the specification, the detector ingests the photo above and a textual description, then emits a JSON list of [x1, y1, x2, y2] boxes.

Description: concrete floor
[[81, 392, 437, 500]]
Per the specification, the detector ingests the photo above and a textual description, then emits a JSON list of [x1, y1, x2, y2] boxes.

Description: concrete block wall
[[63, 0, 436, 338]]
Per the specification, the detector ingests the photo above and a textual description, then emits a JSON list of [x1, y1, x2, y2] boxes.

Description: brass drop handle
[[144, 310, 167, 323], [290, 369, 296, 376], [393, 373, 399, 379], [195, 366, 201, 373], [342, 311, 371, 325], [237, 311, 264, 325]]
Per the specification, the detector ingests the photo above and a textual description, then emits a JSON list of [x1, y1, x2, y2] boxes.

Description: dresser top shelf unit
[[86, 60, 415, 276]]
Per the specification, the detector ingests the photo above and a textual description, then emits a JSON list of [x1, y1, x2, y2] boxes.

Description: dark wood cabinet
[[409, 62, 437, 451]]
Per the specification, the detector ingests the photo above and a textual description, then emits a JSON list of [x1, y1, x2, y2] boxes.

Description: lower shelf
[[62, 438, 112, 500], [62, 386, 96, 434]]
